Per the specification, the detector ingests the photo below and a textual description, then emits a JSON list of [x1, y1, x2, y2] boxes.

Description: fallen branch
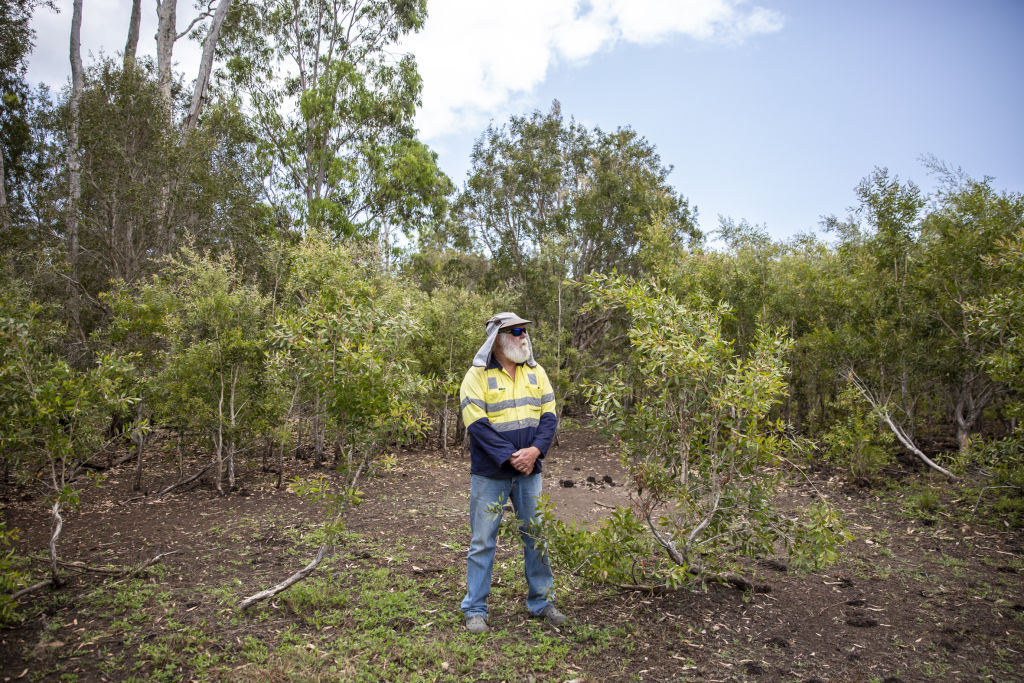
[[57, 560, 122, 575], [122, 462, 214, 504], [849, 372, 957, 481], [236, 462, 367, 612], [112, 550, 181, 584], [10, 579, 53, 600], [8, 549, 179, 601], [236, 543, 331, 611], [617, 567, 754, 593]]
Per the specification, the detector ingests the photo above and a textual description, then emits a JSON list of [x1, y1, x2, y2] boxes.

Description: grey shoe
[[537, 604, 566, 626], [465, 614, 488, 634]]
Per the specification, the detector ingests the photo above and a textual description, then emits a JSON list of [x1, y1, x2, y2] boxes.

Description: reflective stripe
[[487, 376, 498, 390], [540, 392, 554, 404], [528, 373, 538, 385], [486, 396, 545, 412], [461, 397, 486, 411], [492, 417, 540, 433]]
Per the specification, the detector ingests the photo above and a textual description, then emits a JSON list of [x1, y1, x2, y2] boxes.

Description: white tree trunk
[[183, 0, 231, 136], [49, 500, 64, 586], [850, 373, 957, 481], [156, 0, 177, 107], [124, 0, 142, 69], [66, 0, 84, 335]]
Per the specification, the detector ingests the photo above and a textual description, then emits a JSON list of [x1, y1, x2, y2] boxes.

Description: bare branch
[[849, 372, 957, 481]]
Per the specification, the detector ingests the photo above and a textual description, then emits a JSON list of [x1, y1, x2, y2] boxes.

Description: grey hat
[[473, 311, 537, 368], [485, 311, 532, 329]]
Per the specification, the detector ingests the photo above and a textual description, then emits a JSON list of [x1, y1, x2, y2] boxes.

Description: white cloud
[[403, 0, 785, 140]]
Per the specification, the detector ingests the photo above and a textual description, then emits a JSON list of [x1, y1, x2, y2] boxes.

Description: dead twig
[[112, 550, 181, 585], [121, 462, 214, 504], [9, 549, 179, 602]]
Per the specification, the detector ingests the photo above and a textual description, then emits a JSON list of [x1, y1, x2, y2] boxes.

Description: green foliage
[[273, 233, 428, 465], [820, 384, 895, 481], [970, 227, 1024, 421], [0, 280, 136, 480], [221, 0, 445, 251], [535, 273, 847, 588], [106, 248, 280, 491], [456, 102, 700, 407], [409, 284, 499, 432], [0, 521, 24, 626], [966, 436, 1024, 527]]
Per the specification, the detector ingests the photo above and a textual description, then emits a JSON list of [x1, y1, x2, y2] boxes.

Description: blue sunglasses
[[500, 327, 527, 337]]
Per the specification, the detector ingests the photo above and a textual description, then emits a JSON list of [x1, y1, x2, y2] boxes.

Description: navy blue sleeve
[[531, 412, 558, 457], [467, 420, 517, 468]]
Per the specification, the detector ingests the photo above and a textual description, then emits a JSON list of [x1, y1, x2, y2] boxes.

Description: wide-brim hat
[[485, 312, 532, 329], [473, 311, 537, 368]]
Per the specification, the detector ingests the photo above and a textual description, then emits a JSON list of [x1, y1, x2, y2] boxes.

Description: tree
[[457, 102, 700, 405], [272, 232, 427, 467], [409, 285, 498, 452], [0, 0, 47, 232], [0, 280, 135, 586], [536, 273, 847, 590], [111, 248, 279, 495], [915, 172, 1024, 451], [66, 0, 84, 337], [239, 233, 428, 610], [221, 0, 446, 252]]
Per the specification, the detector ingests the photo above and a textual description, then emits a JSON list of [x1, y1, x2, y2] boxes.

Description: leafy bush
[[0, 522, 24, 626], [967, 436, 1024, 528], [820, 384, 895, 481], [535, 273, 849, 590]]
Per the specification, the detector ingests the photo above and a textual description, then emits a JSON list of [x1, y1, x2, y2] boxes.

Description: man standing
[[459, 312, 565, 633]]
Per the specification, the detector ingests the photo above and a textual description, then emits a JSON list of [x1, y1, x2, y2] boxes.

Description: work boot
[[465, 614, 488, 634], [537, 604, 566, 626]]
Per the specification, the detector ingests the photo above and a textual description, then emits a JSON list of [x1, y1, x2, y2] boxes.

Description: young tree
[[239, 233, 428, 610], [916, 173, 1024, 451], [410, 285, 498, 452], [0, 281, 135, 586], [536, 273, 847, 590]]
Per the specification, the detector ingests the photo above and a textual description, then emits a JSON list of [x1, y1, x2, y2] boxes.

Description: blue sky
[[29, 0, 1024, 241]]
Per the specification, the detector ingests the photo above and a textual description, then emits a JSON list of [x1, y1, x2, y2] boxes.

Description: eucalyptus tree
[[220, 0, 449, 257], [534, 273, 848, 590], [916, 173, 1024, 450], [457, 102, 699, 401]]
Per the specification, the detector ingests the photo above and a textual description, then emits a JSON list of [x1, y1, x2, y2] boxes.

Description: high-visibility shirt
[[459, 356, 557, 478]]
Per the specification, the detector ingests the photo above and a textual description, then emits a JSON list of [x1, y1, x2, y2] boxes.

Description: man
[[458, 311, 565, 634]]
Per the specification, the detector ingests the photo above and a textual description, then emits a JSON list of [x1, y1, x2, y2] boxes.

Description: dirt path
[[1, 427, 1022, 681]]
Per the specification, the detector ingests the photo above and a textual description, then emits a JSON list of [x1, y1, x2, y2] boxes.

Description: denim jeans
[[461, 472, 555, 618]]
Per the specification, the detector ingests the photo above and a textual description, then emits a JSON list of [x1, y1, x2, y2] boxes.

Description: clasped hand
[[509, 446, 540, 475]]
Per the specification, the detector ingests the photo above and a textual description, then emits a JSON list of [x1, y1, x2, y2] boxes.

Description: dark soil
[[1, 427, 1022, 681]]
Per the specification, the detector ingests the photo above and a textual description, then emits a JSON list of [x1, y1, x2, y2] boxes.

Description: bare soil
[[1, 427, 1022, 681]]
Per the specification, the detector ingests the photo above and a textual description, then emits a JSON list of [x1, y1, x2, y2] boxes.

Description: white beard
[[497, 332, 531, 365]]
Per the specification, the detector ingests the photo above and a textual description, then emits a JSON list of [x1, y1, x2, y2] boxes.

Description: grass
[[16, 524, 631, 682]]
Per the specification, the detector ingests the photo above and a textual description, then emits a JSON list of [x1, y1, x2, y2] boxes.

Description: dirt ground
[[1, 427, 1022, 681]]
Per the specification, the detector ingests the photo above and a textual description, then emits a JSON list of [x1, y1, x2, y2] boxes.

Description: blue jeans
[[461, 472, 555, 618]]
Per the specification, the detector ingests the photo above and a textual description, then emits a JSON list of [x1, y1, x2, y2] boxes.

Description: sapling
[[534, 273, 849, 590]]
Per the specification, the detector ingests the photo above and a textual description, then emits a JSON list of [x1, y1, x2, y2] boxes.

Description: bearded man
[[458, 312, 565, 633]]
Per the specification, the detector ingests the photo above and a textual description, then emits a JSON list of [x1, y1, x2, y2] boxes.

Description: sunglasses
[[500, 327, 527, 337]]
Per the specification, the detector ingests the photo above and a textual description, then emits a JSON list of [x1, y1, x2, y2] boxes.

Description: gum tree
[[239, 234, 427, 610], [537, 273, 847, 590], [0, 282, 135, 587]]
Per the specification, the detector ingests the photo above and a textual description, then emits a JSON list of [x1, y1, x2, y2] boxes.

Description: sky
[[27, 0, 1024, 241]]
